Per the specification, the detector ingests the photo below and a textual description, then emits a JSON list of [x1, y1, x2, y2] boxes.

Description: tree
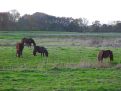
[[101, 24, 109, 32], [114, 21, 121, 32], [0, 12, 10, 30], [9, 9, 20, 22], [91, 20, 101, 32]]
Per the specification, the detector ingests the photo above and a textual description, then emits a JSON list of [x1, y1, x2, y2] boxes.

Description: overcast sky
[[0, 0, 121, 24]]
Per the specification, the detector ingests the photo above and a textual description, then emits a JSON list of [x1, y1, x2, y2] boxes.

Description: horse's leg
[[99, 57, 103, 63], [16, 53, 18, 57], [33, 49, 36, 56], [41, 53, 44, 57], [110, 54, 113, 63], [30, 43, 31, 48], [109, 57, 112, 63], [43, 53, 45, 57], [39, 52, 42, 56], [18, 51, 20, 57], [20, 51, 23, 57], [33, 51, 36, 56], [101, 60, 103, 63], [16, 50, 20, 57], [98, 58, 103, 64], [16, 50, 18, 57], [98, 60, 100, 64], [33, 50, 37, 56]]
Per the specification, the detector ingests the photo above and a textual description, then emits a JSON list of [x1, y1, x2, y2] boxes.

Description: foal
[[33, 46, 48, 57], [16, 42, 24, 57]]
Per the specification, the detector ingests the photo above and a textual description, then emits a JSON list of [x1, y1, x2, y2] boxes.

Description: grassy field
[[0, 31, 121, 91]]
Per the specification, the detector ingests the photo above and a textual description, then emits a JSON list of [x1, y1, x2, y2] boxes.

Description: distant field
[[0, 31, 121, 39], [0, 31, 121, 91], [0, 31, 121, 47]]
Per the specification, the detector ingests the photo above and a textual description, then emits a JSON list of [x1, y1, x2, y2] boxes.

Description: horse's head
[[29, 38, 36, 46], [21, 38, 34, 47], [21, 38, 26, 44], [97, 50, 103, 62], [45, 50, 48, 57]]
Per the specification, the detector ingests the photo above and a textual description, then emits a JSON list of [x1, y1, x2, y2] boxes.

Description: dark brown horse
[[98, 50, 113, 63], [33, 46, 48, 57], [21, 38, 36, 47], [16, 42, 24, 57]]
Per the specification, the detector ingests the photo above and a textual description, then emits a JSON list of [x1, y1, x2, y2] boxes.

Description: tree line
[[0, 10, 121, 32]]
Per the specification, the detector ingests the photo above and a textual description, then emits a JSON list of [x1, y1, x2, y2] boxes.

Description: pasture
[[0, 31, 121, 91]]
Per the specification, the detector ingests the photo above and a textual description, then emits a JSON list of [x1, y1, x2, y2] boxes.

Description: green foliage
[[1, 11, 121, 32]]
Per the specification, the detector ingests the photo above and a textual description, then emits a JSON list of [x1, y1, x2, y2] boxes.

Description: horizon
[[1, 0, 121, 24]]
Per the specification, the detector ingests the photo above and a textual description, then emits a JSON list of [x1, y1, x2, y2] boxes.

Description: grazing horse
[[21, 38, 36, 47], [98, 50, 113, 63], [16, 42, 24, 57], [33, 46, 48, 57]]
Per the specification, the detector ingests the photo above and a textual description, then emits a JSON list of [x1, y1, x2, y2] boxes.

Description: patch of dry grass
[[55, 61, 114, 69], [115, 64, 121, 69]]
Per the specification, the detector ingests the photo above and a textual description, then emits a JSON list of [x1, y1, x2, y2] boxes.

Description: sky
[[0, 0, 121, 24]]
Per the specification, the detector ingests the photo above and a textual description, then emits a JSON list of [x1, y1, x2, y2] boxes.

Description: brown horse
[[21, 38, 36, 47], [33, 46, 48, 57], [97, 50, 113, 63], [16, 42, 24, 57]]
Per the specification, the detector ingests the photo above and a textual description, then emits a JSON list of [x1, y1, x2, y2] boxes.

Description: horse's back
[[103, 50, 112, 58], [98, 50, 109, 57], [35, 46, 46, 52]]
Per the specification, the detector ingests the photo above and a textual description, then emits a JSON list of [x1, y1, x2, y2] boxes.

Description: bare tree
[[0, 12, 10, 30], [9, 9, 20, 22]]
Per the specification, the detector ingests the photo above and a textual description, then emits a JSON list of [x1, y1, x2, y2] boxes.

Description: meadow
[[0, 31, 121, 91]]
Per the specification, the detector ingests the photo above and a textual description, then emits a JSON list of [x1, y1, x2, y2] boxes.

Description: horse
[[21, 38, 36, 47], [16, 42, 24, 57], [33, 46, 48, 57], [97, 50, 113, 63]]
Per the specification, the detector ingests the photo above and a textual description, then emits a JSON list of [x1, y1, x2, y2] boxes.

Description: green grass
[[0, 46, 121, 91], [1, 69, 121, 91], [0, 31, 121, 91]]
